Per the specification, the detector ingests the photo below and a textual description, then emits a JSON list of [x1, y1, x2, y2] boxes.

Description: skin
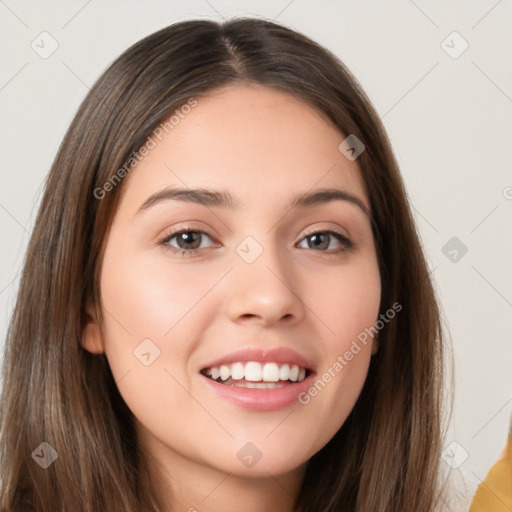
[[83, 84, 381, 512]]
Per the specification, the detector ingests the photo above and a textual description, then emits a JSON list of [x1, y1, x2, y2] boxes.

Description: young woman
[[0, 17, 447, 512]]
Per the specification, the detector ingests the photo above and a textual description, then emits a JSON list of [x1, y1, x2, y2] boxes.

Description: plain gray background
[[1, 1, 511, 510]]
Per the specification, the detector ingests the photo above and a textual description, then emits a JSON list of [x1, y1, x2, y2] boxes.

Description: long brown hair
[[0, 17, 447, 511]]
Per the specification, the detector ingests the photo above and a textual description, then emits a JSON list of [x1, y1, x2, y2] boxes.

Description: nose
[[224, 239, 305, 327]]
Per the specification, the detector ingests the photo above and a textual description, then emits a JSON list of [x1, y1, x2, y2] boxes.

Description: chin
[[199, 434, 318, 478]]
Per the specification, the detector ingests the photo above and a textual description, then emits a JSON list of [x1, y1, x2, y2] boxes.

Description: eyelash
[[158, 228, 354, 257]]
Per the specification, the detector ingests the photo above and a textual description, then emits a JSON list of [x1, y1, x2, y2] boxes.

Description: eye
[[159, 229, 216, 256], [158, 228, 353, 257], [297, 230, 353, 253]]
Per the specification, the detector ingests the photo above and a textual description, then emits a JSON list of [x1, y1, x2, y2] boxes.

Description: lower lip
[[200, 373, 315, 411]]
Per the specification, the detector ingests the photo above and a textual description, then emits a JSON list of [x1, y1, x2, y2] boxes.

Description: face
[[83, 84, 381, 479]]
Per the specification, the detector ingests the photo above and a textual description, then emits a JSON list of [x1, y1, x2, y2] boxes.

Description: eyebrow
[[136, 186, 371, 217]]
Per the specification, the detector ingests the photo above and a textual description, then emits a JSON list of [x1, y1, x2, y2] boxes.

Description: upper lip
[[200, 347, 316, 372]]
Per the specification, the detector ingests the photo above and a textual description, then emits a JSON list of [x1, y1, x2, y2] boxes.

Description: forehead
[[118, 84, 368, 213]]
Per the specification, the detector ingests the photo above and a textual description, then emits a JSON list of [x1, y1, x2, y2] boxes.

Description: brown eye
[[174, 231, 202, 250], [160, 230, 215, 255], [306, 233, 330, 250]]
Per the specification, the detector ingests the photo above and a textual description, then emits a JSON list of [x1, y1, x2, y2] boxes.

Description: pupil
[[179, 232, 200, 249], [310, 233, 328, 250]]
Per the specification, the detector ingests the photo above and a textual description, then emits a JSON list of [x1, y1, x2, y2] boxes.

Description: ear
[[82, 302, 105, 354]]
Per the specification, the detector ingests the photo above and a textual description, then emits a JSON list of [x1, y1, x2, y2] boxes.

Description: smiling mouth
[[200, 361, 311, 389]]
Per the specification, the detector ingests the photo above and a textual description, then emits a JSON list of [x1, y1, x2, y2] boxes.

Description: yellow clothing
[[469, 430, 512, 512]]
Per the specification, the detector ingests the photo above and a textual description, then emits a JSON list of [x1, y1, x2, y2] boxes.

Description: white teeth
[[219, 365, 230, 381], [262, 362, 280, 382], [289, 365, 300, 382], [279, 364, 290, 381], [231, 362, 245, 380], [202, 361, 309, 383], [245, 362, 262, 382]]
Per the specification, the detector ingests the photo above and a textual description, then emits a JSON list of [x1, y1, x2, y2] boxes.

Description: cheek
[[99, 245, 224, 358], [309, 254, 381, 349], [97, 250, 215, 444], [295, 255, 380, 439], [96, 247, 199, 390]]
